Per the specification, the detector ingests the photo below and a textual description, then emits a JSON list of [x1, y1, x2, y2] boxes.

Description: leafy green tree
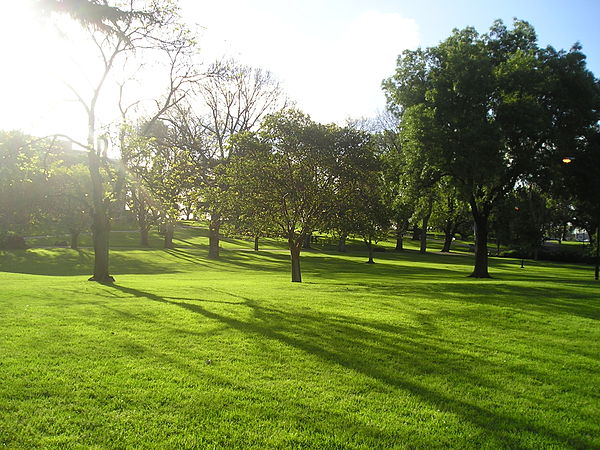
[[374, 113, 415, 252], [558, 128, 600, 279], [384, 19, 599, 277], [163, 60, 287, 259], [328, 125, 380, 253], [511, 186, 552, 260], [121, 120, 195, 248], [229, 110, 341, 282], [46, 164, 92, 249], [0, 131, 48, 242], [352, 179, 392, 264]]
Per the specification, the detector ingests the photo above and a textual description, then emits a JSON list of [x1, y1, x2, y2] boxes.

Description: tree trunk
[[70, 229, 80, 250], [88, 150, 114, 283], [469, 201, 491, 278], [303, 232, 312, 249], [338, 233, 347, 252], [533, 247, 539, 261], [420, 216, 430, 254], [441, 232, 453, 253], [140, 226, 150, 247], [365, 238, 374, 264], [395, 227, 404, 251], [594, 220, 600, 281], [290, 240, 302, 282], [411, 227, 420, 241], [163, 222, 174, 249], [208, 214, 220, 259], [254, 235, 259, 251]]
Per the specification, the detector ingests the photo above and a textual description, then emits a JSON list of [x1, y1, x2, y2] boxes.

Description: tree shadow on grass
[[0, 249, 184, 276], [104, 283, 595, 448]]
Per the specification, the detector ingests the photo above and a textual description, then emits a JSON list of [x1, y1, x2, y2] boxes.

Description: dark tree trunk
[[338, 233, 347, 252], [163, 222, 174, 249], [365, 238, 374, 264], [303, 232, 312, 249], [395, 227, 404, 251], [70, 229, 80, 250], [441, 232, 453, 253], [254, 235, 259, 251], [594, 220, 600, 281], [88, 150, 114, 283], [469, 200, 491, 278], [411, 227, 420, 241], [533, 247, 539, 261], [290, 240, 302, 282], [420, 217, 430, 254], [442, 222, 457, 253], [208, 214, 220, 259]]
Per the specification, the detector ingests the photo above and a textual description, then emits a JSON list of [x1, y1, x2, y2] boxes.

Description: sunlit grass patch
[[1, 229, 599, 448]]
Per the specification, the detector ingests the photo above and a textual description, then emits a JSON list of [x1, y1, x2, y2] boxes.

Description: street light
[[562, 156, 575, 164]]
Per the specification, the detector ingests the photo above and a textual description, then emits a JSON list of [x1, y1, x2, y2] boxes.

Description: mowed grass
[[1, 229, 599, 448]]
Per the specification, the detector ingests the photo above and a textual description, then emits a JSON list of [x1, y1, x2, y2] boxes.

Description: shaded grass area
[[1, 234, 599, 448]]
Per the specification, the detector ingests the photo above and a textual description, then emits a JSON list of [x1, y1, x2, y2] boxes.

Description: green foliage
[[230, 110, 341, 244], [383, 18, 600, 275]]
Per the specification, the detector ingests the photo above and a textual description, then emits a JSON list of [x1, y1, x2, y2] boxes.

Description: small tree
[[46, 164, 92, 249], [229, 110, 341, 282]]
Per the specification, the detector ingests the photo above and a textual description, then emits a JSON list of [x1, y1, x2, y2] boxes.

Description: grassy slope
[[1, 228, 599, 448]]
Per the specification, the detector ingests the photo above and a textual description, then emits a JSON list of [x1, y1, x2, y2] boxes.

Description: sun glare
[[0, 2, 88, 140]]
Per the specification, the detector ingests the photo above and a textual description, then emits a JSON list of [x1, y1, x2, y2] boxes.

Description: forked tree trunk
[[338, 233, 347, 252], [290, 240, 302, 282], [254, 235, 259, 251], [365, 238, 374, 264], [163, 222, 174, 249], [70, 229, 80, 250], [88, 149, 114, 283], [208, 214, 220, 259], [469, 200, 491, 278]]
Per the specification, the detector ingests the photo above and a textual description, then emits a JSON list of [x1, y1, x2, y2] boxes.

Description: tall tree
[[42, 0, 194, 281], [384, 19, 599, 277], [185, 60, 288, 259]]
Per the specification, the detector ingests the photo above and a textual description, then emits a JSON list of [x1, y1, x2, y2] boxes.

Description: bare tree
[[46, 0, 194, 282], [118, 35, 205, 248], [183, 59, 289, 259]]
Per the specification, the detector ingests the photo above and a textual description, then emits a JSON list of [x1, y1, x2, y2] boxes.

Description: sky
[[1, 0, 599, 141]]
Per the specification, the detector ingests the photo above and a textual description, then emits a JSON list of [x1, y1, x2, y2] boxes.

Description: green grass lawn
[[1, 227, 599, 448]]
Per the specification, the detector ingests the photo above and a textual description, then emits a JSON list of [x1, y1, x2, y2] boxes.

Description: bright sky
[[1, 0, 599, 140]]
